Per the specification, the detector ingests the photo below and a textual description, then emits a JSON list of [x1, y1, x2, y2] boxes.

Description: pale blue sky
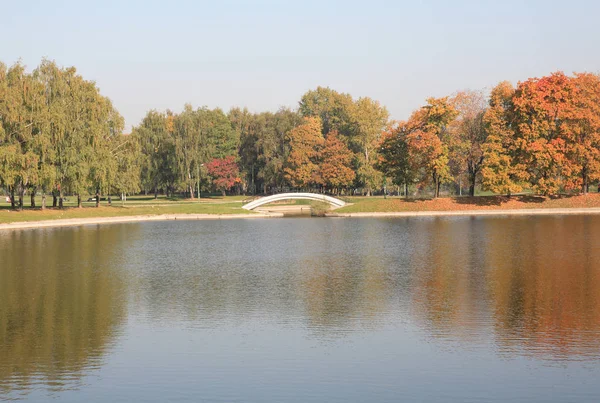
[[2, 0, 599, 131]]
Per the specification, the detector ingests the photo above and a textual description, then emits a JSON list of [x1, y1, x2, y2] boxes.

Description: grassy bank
[[336, 194, 600, 213], [5, 193, 600, 225], [0, 197, 252, 224]]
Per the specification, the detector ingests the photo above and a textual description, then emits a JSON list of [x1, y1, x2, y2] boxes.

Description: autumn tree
[[568, 73, 600, 193], [206, 155, 240, 195], [481, 81, 526, 195], [511, 72, 576, 195], [284, 117, 324, 189], [448, 90, 488, 196], [405, 97, 458, 198], [318, 131, 355, 193]]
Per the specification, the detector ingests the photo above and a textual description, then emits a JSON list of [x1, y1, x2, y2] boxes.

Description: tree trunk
[[108, 196, 112, 205], [251, 163, 255, 195], [42, 191, 46, 210], [582, 168, 589, 194], [10, 187, 15, 209], [59, 191, 64, 209], [433, 172, 440, 198], [52, 191, 57, 207], [77, 194, 82, 208], [30, 188, 36, 208], [189, 184, 195, 199], [404, 183, 408, 198], [96, 188, 100, 208], [18, 185, 24, 211], [154, 187, 158, 199]]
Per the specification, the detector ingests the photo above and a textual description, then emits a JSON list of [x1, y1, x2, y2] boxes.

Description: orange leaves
[[283, 117, 324, 188], [509, 72, 600, 194], [319, 131, 355, 189]]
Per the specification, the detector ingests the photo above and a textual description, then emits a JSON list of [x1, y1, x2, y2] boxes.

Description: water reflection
[[412, 216, 600, 360], [120, 216, 600, 360], [0, 227, 127, 397], [1, 217, 600, 401]]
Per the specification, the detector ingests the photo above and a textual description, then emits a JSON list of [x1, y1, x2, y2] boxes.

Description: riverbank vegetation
[[0, 195, 251, 223], [2, 59, 600, 216], [336, 193, 600, 213]]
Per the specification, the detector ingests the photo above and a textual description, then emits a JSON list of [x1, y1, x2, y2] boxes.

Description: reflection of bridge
[[242, 193, 346, 211]]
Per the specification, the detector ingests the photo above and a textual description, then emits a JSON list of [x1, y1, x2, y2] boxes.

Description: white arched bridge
[[242, 193, 346, 211]]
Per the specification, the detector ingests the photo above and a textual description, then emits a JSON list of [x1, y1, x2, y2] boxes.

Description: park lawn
[[0, 202, 252, 224], [336, 193, 600, 213], [8, 194, 252, 208]]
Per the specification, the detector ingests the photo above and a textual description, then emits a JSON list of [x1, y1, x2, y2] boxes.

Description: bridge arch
[[242, 193, 346, 211]]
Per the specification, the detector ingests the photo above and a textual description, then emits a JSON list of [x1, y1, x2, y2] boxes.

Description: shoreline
[[328, 207, 600, 218], [0, 212, 283, 231], [2, 207, 600, 230]]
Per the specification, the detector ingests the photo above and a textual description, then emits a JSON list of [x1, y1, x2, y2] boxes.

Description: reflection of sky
[[2, 217, 600, 401]]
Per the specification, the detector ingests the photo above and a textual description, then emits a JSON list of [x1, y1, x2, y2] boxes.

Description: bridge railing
[[242, 193, 346, 211]]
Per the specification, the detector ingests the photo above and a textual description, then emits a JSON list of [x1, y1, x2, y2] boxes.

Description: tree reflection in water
[[411, 216, 600, 360], [0, 227, 128, 397], [1, 216, 600, 401]]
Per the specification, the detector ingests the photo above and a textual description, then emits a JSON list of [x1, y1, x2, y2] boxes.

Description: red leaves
[[206, 155, 240, 193]]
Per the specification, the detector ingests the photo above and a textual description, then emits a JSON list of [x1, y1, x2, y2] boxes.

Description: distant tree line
[[2, 59, 600, 210], [379, 72, 600, 197]]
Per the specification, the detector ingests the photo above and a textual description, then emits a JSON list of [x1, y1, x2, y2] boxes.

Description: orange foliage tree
[[283, 117, 324, 189], [206, 155, 240, 195], [318, 131, 355, 193], [405, 97, 458, 198], [568, 73, 600, 193], [481, 81, 527, 195], [511, 72, 577, 195]]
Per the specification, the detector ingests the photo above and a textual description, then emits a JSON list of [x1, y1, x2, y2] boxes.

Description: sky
[[2, 0, 600, 131]]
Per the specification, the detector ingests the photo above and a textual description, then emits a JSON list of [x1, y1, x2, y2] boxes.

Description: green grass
[[6, 193, 600, 224], [0, 199, 253, 224]]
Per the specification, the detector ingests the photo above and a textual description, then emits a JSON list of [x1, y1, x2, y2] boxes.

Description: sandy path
[[3, 207, 600, 231], [0, 213, 282, 231]]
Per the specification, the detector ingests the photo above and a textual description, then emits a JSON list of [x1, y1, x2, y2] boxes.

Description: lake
[[1, 216, 600, 402]]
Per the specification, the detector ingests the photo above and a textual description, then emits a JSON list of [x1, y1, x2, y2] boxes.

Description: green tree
[[481, 81, 525, 195], [448, 90, 488, 196], [134, 110, 178, 197], [299, 87, 354, 136], [377, 123, 416, 197], [349, 97, 389, 195]]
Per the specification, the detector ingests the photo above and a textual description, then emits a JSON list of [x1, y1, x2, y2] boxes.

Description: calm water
[[1, 216, 600, 402]]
